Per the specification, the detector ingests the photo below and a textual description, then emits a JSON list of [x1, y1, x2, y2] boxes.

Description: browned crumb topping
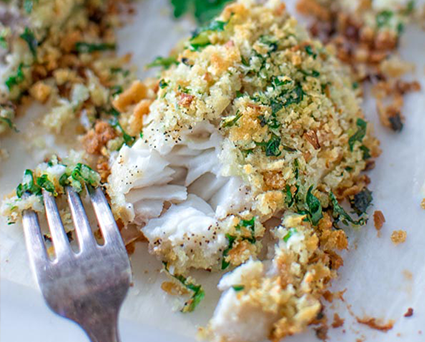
[[404, 308, 414, 317], [295, 0, 420, 132], [375, 80, 421, 132], [391, 230, 407, 245], [421, 199, 425, 210], [373, 210, 386, 233], [332, 313, 344, 328], [161, 281, 186, 296], [356, 317, 395, 332], [82, 121, 117, 155], [314, 325, 329, 341]]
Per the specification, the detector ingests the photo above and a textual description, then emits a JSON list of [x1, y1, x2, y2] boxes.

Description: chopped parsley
[[0, 117, 19, 132], [163, 262, 205, 312], [221, 111, 242, 128], [0, 36, 8, 49], [306, 186, 323, 226], [285, 185, 294, 207], [235, 217, 256, 243], [146, 56, 179, 70], [159, 79, 168, 89], [189, 20, 227, 50], [109, 118, 136, 147], [170, 0, 233, 24], [329, 192, 365, 226], [59, 163, 101, 193], [360, 145, 371, 160], [388, 114, 403, 132], [20, 27, 37, 58], [283, 227, 297, 242], [348, 118, 367, 151], [16, 170, 41, 198], [304, 45, 316, 58], [75, 42, 116, 53], [36, 174, 57, 196], [264, 134, 281, 157], [232, 285, 244, 292], [23, 0, 36, 13], [5, 63, 25, 91], [349, 188, 373, 216], [284, 83, 305, 106], [259, 35, 278, 53], [402, 0, 415, 15], [110, 85, 123, 96], [376, 10, 393, 28], [221, 234, 236, 270], [111, 67, 130, 77]]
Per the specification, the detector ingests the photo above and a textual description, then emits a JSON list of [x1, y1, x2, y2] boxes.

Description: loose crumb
[[391, 230, 407, 245], [403, 270, 413, 281], [404, 308, 414, 317], [373, 210, 386, 235], [356, 317, 394, 332], [421, 199, 425, 209], [332, 313, 344, 328]]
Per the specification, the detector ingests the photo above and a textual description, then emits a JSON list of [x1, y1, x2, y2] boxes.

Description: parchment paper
[[1, 1, 425, 341]]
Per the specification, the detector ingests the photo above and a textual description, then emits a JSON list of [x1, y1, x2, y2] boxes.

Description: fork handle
[[80, 311, 121, 342]]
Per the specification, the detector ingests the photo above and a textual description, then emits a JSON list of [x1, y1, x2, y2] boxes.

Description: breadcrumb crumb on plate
[[391, 230, 407, 245]]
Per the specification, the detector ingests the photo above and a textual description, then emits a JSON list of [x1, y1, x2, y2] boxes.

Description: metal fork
[[22, 186, 132, 342]]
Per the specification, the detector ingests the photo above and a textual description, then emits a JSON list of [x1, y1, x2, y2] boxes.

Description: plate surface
[[1, 1, 425, 341]]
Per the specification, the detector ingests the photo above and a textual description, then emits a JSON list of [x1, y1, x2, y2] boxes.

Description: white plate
[[1, 1, 425, 341]]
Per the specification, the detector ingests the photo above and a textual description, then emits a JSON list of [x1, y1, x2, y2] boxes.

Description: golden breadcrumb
[[391, 230, 407, 245]]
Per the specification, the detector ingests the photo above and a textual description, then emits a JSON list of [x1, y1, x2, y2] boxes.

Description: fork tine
[[22, 210, 49, 270], [88, 186, 124, 246], [43, 190, 71, 258], [66, 186, 96, 252]]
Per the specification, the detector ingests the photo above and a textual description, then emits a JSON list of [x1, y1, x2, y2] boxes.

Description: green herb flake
[[36, 175, 57, 196], [16, 169, 41, 198], [159, 79, 168, 89], [111, 68, 130, 77], [5, 63, 25, 91], [23, 0, 36, 13], [221, 111, 242, 128], [329, 192, 365, 226], [222, 234, 236, 270], [189, 20, 227, 50], [376, 10, 393, 28], [270, 99, 283, 116], [306, 186, 323, 226], [360, 145, 371, 160], [305, 45, 316, 58], [0, 117, 19, 132], [283, 227, 297, 242], [265, 134, 281, 157], [348, 118, 367, 151], [110, 85, 123, 96], [285, 184, 294, 207], [59, 163, 101, 193], [146, 56, 179, 70], [163, 262, 205, 312], [0, 36, 8, 49], [284, 83, 304, 107], [20, 27, 37, 57], [109, 118, 136, 147], [170, 0, 233, 25], [349, 188, 373, 216], [403, 0, 415, 15], [75, 42, 116, 53], [232, 285, 244, 292]]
